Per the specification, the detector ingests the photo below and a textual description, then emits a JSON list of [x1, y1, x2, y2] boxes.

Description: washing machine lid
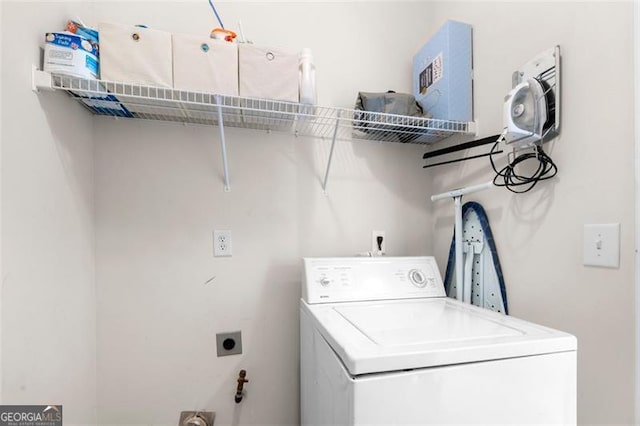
[[303, 297, 576, 375]]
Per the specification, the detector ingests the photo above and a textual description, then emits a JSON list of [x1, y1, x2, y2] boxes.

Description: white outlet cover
[[214, 230, 232, 257], [583, 223, 619, 268]]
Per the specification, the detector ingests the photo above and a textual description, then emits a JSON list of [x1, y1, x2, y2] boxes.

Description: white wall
[[92, 2, 435, 425], [1, 2, 97, 424], [425, 2, 636, 424], [0, 0, 4, 404], [2, 1, 636, 425], [635, 3, 640, 423]]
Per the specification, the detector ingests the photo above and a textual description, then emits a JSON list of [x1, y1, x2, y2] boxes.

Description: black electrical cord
[[490, 139, 557, 193]]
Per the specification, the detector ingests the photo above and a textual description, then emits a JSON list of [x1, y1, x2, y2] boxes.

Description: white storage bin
[[99, 22, 173, 88], [172, 33, 238, 96], [239, 44, 298, 102]]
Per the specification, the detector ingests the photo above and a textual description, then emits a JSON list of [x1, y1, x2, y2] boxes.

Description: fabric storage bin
[[239, 44, 298, 102], [172, 33, 239, 96], [99, 22, 173, 88]]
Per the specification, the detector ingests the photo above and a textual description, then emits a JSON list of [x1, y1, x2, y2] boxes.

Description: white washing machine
[[300, 256, 577, 425]]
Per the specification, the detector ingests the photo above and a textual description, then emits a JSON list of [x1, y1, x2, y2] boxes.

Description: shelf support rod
[[215, 95, 231, 192], [322, 111, 341, 194]]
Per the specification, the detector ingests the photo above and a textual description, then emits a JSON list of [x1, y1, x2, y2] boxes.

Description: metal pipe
[[235, 369, 248, 403]]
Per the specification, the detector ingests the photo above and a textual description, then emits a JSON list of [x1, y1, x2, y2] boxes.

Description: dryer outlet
[[216, 331, 242, 356], [372, 230, 386, 255]]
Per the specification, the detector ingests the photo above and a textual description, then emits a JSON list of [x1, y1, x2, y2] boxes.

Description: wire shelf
[[33, 70, 476, 192], [46, 74, 473, 144]]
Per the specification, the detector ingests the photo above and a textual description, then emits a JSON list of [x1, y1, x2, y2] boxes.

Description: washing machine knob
[[319, 278, 331, 286], [409, 269, 427, 287]]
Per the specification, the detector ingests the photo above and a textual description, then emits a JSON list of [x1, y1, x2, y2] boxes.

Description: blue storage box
[[412, 20, 473, 122]]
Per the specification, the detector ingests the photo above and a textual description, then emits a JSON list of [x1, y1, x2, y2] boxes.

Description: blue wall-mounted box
[[412, 20, 473, 122]]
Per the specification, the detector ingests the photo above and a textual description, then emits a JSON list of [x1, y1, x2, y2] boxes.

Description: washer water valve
[[235, 369, 249, 403]]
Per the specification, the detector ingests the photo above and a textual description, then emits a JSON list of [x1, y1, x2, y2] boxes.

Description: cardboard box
[[99, 22, 173, 88], [173, 33, 239, 96], [413, 20, 473, 121]]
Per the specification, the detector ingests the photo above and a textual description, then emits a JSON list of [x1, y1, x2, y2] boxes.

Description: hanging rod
[[422, 133, 501, 169], [423, 149, 503, 169], [423, 133, 501, 160]]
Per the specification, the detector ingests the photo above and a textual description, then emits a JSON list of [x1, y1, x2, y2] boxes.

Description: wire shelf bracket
[[214, 94, 231, 192], [322, 111, 341, 194], [32, 70, 476, 192], [32, 66, 54, 93]]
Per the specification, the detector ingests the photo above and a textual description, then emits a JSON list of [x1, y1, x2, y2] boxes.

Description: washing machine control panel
[[302, 257, 445, 304]]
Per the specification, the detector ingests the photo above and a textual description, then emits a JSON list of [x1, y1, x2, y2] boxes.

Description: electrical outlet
[[372, 230, 386, 255], [214, 230, 233, 257]]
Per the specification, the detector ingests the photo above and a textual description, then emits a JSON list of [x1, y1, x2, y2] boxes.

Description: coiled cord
[[490, 138, 557, 193]]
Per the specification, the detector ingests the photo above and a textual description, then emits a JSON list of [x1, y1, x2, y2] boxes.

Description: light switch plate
[[583, 223, 620, 268]]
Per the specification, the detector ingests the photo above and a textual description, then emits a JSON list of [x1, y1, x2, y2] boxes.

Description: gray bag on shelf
[[355, 91, 423, 116], [354, 91, 428, 142]]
